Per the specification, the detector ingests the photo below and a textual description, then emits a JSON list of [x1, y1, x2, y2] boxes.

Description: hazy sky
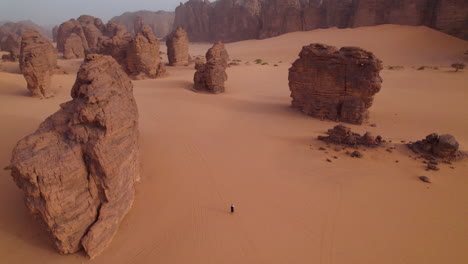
[[0, 0, 180, 26]]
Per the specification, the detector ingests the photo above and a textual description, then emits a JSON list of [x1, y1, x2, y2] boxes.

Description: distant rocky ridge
[[110, 10, 175, 38], [174, 0, 468, 42], [0, 21, 51, 55]]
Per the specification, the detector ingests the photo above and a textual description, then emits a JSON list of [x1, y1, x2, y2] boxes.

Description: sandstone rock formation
[[126, 25, 166, 79], [193, 41, 229, 93], [408, 133, 462, 160], [110, 10, 175, 37], [166, 26, 190, 66], [56, 19, 89, 53], [0, 21, 50, 49], [318, 124, 382, 146], [63, 33, 85, 59], [134, 16, 144, 34], [173, 0, 468, 42], [96, 33, 133, 68], [57, 15, 127, 59], [289, 43, 383, 124], [19, 30, 57, 98], [1, 33, 21, 61], [10, 54, 140, 258]]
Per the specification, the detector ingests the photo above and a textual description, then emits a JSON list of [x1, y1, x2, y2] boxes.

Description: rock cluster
[[289, 43, 383, 124], [126, 25, 166, 79], [1, 21, 50, 50], [173, 0, 468, 42], [57, 15, 127, 59], [318, 124, 382, 147], [19, 30, 58, 98], [166, 26, 190, 66], [408, 133, 462, 160], [9, 54, 140, 258], [193, 41, 229, 93]]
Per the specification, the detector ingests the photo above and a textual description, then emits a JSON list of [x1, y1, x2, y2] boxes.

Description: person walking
[[230, 204, 235, 213]]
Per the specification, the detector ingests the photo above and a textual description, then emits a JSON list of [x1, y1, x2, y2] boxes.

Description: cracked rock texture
[[289, 43, 383, 124], [10, 54, 140, 258]]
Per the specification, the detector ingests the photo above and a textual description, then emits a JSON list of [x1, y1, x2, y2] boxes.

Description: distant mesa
[[166, 26, 190, 66], [9, 54, 140, 259], [19, 30, 58, 98], [173, 0, 468, 42], [110, 10, 175, 38], [289, 43, 383, 125], [194, 41, 229, 94]]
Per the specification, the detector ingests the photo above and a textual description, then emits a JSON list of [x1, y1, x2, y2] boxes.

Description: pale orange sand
[[0, 25, 467, 264]]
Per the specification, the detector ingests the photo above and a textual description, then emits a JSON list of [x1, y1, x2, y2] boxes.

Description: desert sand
[[0, 25, 467, 263]]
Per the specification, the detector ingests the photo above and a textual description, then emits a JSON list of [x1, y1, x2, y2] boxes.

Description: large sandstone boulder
[[9, 54, 140, 258], [289, 43, 383, 125], [96, 33, 133, 68], [318, 124, 382, 146], [19, 30, 58, 98], [63, 33, 85, 59], [193, 41, 229, 93], [76, 15, 106, 50], [56, 19, 88, 53], [166, 26, 190, 66], [126, 25, 166, 79], [1, 33, 21, 61]]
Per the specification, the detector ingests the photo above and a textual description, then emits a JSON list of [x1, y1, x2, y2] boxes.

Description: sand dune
[[0, 25, 467, 264]]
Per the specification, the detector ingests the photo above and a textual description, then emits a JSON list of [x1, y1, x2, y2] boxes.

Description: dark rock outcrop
[[193, 41, 229, 93], [318, 124, 383, 146], [126, 25, 166, 79], [408, 133, 462, 160], [173, 0, 468, 42], [166, 26, 190, 66], [110, 10, 175, 38], [10, 54, 140, 258], [19, 30, 58, 98], [289, 43, 383, 125]]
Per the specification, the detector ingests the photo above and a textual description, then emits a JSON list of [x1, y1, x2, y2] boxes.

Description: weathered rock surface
[[56, 19, 88, 53], [19, 30, 57, 97], [96, 33, 133, 68], [52, 25, 58, 42], [193, 41, 229, 93], [10, 54, 140, 258], [133, 16, 144, 35], [63, 33, 85, 59], [126, 25, 166, 79], [1, 33, 21, 61], [166, 26, 190, 66], [57, 15, 127, 59], [173, 0, 468, 41], [408, 133, 462, 160], [110, 10, 175, 37], [318, 124, 382, 146], [289, 43, 383, 124]]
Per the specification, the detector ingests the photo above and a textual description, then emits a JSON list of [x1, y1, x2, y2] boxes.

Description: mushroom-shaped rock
[[289, 43, 383, 124], [19, 30, 57, 98], [193, 41, 229, 93], [10, 54, 140, 258], [166, 26, 190, 66]]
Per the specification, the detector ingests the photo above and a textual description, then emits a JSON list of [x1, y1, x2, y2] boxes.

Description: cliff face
[[110, 10, 175, 38], [173, 0, 468, 42]]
